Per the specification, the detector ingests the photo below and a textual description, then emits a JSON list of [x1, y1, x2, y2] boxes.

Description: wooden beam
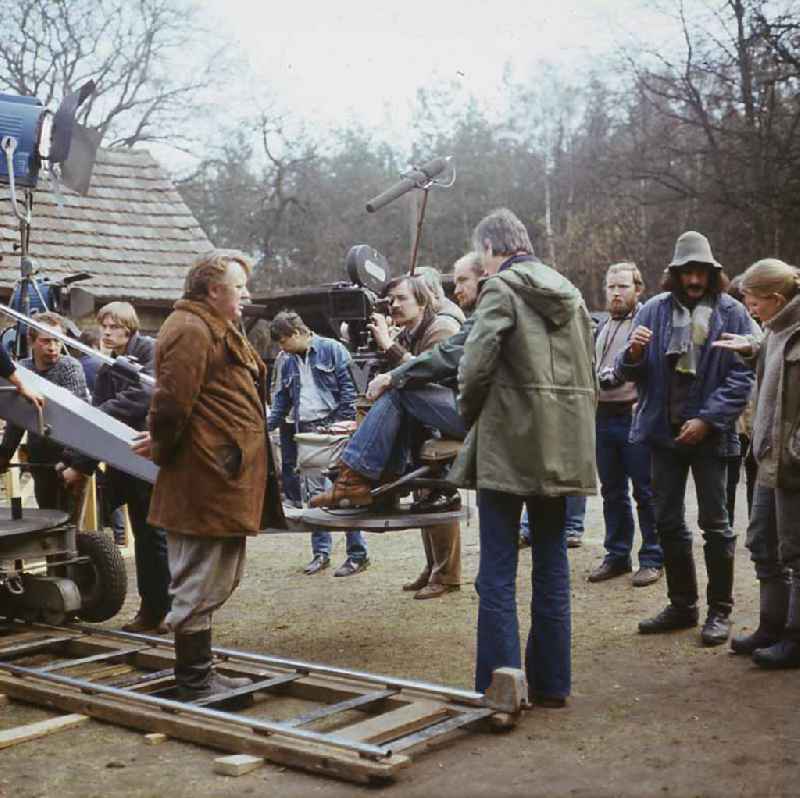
[[0, 713, 89, 750], [337, 700, 450, 744], [0, 674, 408, 785], [78, 474, 99, 533]]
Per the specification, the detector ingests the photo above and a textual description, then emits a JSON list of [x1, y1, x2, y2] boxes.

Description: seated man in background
[[416, 265, 466, 327], [268, 311, 369, 578], [0, 312, 88, 514], [313, 256, 484, 598], [314, 272, 463, 509]]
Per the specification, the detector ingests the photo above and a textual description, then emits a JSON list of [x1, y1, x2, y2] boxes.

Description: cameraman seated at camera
[[312, 256, 483, 512], [267, 311, 369, 577], [314, 265, 473, 599]]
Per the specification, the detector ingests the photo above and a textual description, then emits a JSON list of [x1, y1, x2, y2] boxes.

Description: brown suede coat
[[147, 299, 284, 537]]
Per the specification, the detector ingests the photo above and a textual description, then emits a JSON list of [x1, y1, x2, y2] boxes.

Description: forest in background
[[2, 0, 800, 309]]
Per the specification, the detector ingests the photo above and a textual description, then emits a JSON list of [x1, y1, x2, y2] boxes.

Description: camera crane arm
[[0, 304, 155, 389]]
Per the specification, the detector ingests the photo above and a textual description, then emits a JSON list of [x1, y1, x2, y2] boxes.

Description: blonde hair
[[606, 261, 645, 292], [741, 258, 800, 300], [97, 301, 139, 335], [184, 250, 253, 300]]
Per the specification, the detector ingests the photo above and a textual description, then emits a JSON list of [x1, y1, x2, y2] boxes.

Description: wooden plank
[[337, 700, 450, 744], [79, 474, 99, 532], [0, 674, 407, 784], [144, 732, 168, 745], [389, 708, 495, 753], [0, 713, 89, 750], [122, 505, 132, 548], [111, 668, 174, 689], [75, 664, 136, 682]]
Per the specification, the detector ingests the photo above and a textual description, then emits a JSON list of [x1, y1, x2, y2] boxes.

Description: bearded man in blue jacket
[[617, 231, 755, 646]]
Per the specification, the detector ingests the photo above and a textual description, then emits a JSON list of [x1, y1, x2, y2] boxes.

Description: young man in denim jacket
[[267, 311, 369, 577]]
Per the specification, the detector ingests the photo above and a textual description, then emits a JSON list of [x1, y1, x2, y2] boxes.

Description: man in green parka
[[448, 208, 597, 704]]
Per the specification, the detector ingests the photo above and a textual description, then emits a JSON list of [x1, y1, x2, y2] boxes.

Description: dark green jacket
[[448, 258, 597, 496], [390, 316, 475, 389]]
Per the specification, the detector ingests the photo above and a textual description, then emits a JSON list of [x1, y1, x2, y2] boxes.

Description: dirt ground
[[2, 481, 798, 798]]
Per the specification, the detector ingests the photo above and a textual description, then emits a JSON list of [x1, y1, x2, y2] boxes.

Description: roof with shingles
[[0, 148, 212, 304]]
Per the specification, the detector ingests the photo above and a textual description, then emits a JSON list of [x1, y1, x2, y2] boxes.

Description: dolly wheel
[[73, 532, 127, 622]]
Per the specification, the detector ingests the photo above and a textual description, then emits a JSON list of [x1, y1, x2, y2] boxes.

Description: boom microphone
[[366, 156, 450, 213]]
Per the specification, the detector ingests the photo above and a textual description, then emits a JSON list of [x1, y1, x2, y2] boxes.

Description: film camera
[[246, 244, 398, 393]]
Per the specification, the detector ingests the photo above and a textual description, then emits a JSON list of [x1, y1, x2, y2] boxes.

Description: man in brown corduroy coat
[[139, 250, 277, 702]]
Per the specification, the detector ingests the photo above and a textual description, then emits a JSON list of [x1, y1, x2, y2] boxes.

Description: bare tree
[[0, 0, 227, 149]]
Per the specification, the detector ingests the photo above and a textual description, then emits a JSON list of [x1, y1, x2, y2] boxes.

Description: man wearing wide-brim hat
[[615, 231, 755, 646]]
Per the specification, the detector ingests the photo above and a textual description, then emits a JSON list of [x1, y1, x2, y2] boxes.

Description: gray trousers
[[165, 531, 246, 633]]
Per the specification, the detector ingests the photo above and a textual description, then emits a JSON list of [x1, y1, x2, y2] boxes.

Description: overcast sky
[[196, 0, 678, 143]]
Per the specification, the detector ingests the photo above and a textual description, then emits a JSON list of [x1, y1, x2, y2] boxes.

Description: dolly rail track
[[0, 621, 502, 785]]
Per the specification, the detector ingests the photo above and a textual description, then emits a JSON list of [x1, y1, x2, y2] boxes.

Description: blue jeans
[[476, 489, 570, 699], [311, 530, 368, 561], [342, 386, 465, 481], [304, 470, 368, 562], [650, 445, 734, 549], [520, 496, 586, 543], [596, 414, 662, 568]]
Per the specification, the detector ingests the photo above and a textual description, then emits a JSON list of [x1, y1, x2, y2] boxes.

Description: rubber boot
[[731, 575, 789, 655], [753, 574, 800, 669], [701, 539, 735, 646], [174, 629, 253, 704], [639, 544, 699, 634]]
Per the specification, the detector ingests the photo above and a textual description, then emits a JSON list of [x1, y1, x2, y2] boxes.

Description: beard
[[606, 298, 635, 319]]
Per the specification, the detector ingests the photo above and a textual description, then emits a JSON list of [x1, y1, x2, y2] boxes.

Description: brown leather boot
[[309, 464, 373, 509], [121, 604, 169, 635]]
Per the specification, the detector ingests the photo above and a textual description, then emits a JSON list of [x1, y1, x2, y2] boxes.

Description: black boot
[[731, 575, 789, 655], [701, 539, 735, 647], [753, 575, 800, 669], [174, 629, 253, 703], [639, 544, 699, 634]]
